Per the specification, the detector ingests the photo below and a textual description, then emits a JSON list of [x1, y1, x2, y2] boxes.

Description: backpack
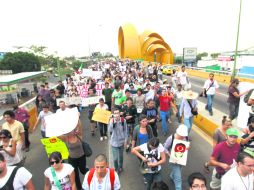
[[87, 168, 115, 190], [244, 89, 254, 104], [1, 166, 20, 190]]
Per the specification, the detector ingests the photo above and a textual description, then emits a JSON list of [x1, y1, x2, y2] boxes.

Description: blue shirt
[[138, 133, 149, 145]]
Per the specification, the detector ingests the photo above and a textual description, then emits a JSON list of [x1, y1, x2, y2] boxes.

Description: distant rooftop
[[0, 71, 46, 86]]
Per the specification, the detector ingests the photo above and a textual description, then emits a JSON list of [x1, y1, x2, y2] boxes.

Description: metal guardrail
[[187, 66, 254, 79]]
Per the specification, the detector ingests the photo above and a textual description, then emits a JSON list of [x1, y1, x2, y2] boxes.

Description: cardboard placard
[[169, 139, 190, 166], [92, 108, 112, 124], [41, 137, 69, 160]]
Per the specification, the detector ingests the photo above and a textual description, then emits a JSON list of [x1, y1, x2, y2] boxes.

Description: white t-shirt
[[145, 90, 155, 102], [139, 143, 165, 173], [0, 166, 32, 189], [38, 111, 53, 131], [82, 168, 121, 190], [203, 79, 219, 95], [56, 107, 70, 113], [177, 71, 188, 85], [95, 104, 109, 110], [221, 167, 253, 190], [44, 163, 74, 190]]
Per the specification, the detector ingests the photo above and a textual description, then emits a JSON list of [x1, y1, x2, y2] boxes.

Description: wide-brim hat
[[183, 90, 198, 100]]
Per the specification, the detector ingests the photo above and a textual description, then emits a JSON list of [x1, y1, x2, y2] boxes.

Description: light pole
[[232, 0, 242, 80]]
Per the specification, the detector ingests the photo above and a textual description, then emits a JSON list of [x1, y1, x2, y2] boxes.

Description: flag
[[76, 63, 84, 74]]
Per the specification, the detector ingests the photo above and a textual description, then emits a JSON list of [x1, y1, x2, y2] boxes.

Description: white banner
[[81, 95, 105, 107], [81, 69, 93, 77], [45, 107, 79, 137], [237, 82, 254, 129], [56, 97, 82, 106], [169, 139, 190, 166]]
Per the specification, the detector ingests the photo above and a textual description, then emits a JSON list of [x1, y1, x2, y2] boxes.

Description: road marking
[[192, 125, 213, 146], [191, 83, 228, 97]]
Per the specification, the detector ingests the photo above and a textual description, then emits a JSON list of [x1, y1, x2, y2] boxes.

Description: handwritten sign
[[76, 83, 105, 98], [81, 95, 105, 107], [41, 137, 69, 160], [169, 139, 190, 166], [92, 108, 112, 124], [56, 97, 82, 106]]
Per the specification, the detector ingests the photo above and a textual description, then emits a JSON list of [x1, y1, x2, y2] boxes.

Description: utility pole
[[231, 0, 242, 81]]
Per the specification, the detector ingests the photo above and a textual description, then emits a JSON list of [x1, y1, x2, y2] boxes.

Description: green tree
[[0, 52, 41, 73], [196, 52, 208, 61], [211, 53, 220, 59]]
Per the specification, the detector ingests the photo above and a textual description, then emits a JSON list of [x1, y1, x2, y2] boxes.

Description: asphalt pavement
[[24, 108, 213, 190]]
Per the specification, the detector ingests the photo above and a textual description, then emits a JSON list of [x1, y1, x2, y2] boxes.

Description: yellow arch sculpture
[[118, 24, 174, 65]]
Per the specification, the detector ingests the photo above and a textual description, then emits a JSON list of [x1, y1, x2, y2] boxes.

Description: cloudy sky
[[0, 0, 253, 57]]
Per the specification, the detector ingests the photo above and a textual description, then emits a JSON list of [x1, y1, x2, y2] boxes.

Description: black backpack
[[1, 166, 20, 190], [244, 89, 254, 104]]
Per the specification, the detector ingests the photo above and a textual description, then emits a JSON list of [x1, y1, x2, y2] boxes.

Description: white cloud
[[0, 0, 253, 57]]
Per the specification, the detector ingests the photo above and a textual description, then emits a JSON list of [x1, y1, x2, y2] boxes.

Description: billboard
[[183, 48, 197, 62]]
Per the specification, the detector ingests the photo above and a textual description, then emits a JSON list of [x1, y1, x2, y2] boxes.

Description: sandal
[[203, 162, 210, 173]]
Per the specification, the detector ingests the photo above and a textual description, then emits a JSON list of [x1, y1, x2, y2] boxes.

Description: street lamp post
[[232, 0, 242, 80]]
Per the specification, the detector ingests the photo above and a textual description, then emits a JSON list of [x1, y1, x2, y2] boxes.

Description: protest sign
[[76, 83, 105, 98], [56, 97, 81, 106], [169, 139, 190, 166], [92, 71, 103, 80], [41, 137, 69, 159], [92, 108, 112, 124], [81, 69, 93, 77], [238, 82, 254, 129], [81, 95, 105, 107], [45, 107, 79, 137]]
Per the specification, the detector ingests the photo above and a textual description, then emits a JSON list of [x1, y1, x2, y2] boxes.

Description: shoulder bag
[[76, 135, 92, 157]]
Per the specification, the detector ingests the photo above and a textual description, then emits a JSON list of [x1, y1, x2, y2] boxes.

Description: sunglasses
[[0, 136, 7, 139], [50, 160, 60, 165]]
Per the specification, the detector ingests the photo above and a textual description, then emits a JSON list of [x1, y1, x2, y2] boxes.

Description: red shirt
[[159, 95, 172, 112], [212, 141, 240, 174]]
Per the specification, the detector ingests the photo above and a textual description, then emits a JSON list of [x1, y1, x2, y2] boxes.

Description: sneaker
[[209, 111, 213, 116], [104, 136, 107, 140], [25, 147, 30, 152], [100, 137, 104, 141], [118, 168, 123, 174], [126, 145, 131, 153], [91, 131, 95, 136], [143, 177, 147, 184], [168, 118, 172, 123]]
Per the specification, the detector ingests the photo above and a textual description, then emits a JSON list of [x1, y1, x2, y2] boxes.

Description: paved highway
[[24, 108, 213, 190]]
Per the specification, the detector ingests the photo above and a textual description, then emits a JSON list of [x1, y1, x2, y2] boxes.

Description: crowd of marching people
[[0, 58, 254, 190]]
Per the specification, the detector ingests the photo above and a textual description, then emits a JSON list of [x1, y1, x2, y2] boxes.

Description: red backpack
[[87, 168, 115, 190]]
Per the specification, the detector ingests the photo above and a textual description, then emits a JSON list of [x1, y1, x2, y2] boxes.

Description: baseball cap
[[176, 124, 188, 137], [226, 128, 239, 137]]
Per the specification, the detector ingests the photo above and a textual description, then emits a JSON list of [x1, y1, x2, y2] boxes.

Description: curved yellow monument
[[118, 24, 174, 65]]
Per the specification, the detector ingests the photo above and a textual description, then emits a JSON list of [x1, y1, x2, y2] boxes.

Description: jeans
[[176, 105, 181, 123], [160, 110, 170, 135], [23, 122, 30, 148], [184, 117, 193, 133], [112, 145, 124, 171], [98, 122, 107, 137], [229, 103, 239, 120], [68, 155, 88, 190], [169, 163, 182, 190], [207, 94, 214, 112], [144, 172, 162, 190]]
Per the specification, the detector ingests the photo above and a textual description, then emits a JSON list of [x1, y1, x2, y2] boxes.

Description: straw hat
[[182, 90, 198, 100]]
